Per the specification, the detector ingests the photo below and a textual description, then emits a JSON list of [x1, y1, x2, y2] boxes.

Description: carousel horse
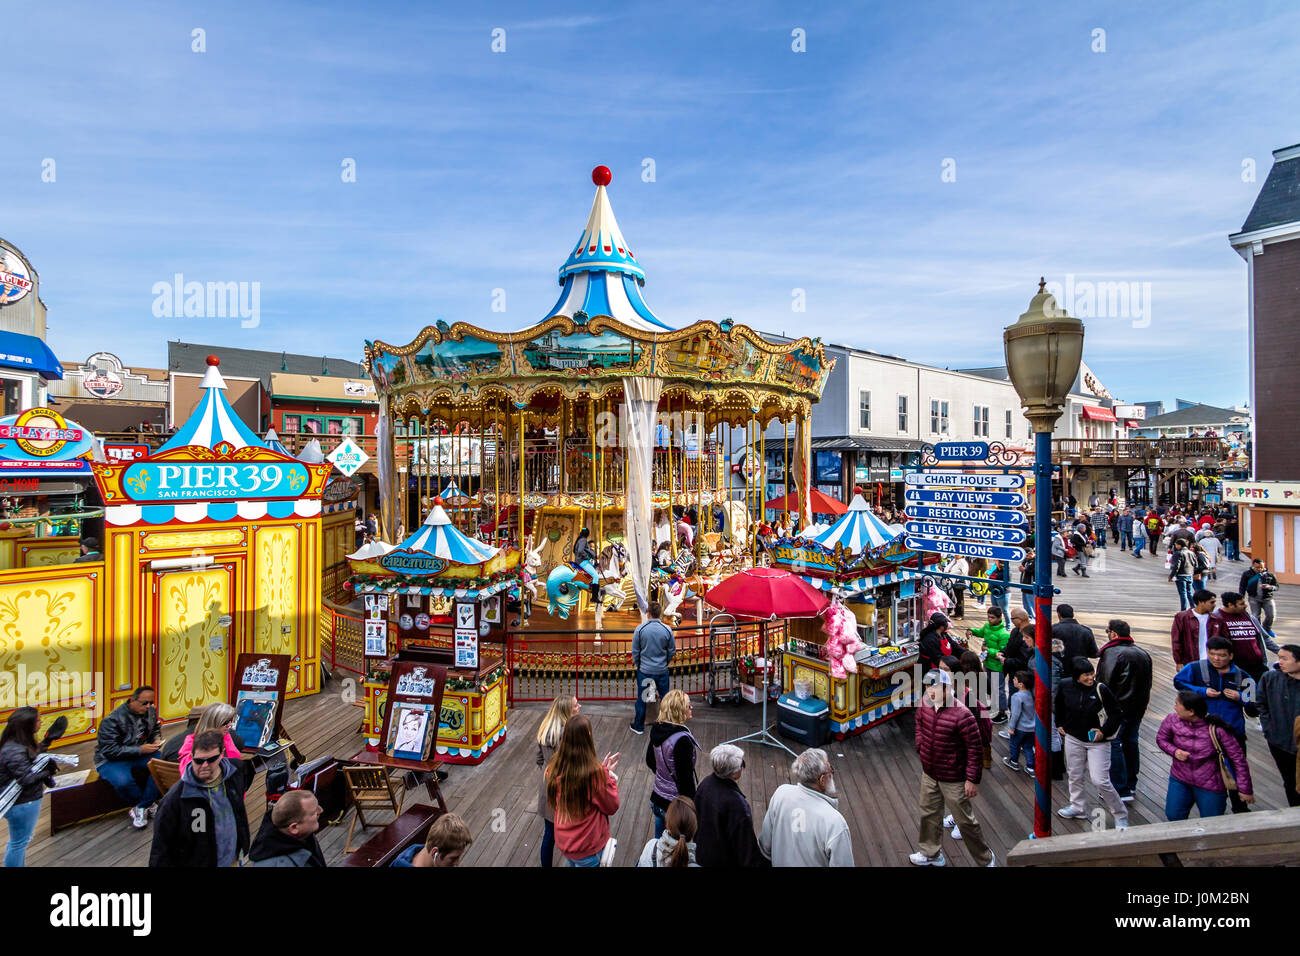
[[545, 541, 631, 620], [520, 540, 544, 617]]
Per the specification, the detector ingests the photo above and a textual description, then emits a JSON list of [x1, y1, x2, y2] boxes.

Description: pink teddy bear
[[822, 601, 866, 679]]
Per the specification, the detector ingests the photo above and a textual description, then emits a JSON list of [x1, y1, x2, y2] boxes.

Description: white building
[[0, 237, 60, 413]]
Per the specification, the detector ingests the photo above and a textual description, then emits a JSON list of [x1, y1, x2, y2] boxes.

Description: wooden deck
[[14, 541, 1298, 867]]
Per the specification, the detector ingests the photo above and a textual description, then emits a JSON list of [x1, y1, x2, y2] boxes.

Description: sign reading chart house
[[904, 471, 1025, 489]]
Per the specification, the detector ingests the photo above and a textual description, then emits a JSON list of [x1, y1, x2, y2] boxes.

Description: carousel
[[363, 166, 835, 634]]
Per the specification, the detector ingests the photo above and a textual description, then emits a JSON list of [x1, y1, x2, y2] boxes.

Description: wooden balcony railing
[[1052, 437, 1226, 464]]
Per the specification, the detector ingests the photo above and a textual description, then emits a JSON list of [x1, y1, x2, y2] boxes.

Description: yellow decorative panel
[[484, 684, 502, 731], [110, 530, 134, 693], [0, 574, 96, 716], [21, 543, 80, 567], [157, 568, 229, 721], [255, 526, 299, 693], [142, 529, 245, 551]]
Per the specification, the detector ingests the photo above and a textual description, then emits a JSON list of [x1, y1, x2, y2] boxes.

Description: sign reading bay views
[[904, 471, 1025, 489], [904, 488, 1027, 508]]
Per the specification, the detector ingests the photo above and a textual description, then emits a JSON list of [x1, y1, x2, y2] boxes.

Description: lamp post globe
[[1003, 278, 1084, 839]]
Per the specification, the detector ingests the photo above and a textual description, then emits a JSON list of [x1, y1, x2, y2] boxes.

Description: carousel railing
[[505, 619, 780, 702]]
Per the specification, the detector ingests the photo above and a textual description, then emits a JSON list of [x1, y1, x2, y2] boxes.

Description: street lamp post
[[1003, 278, 1085, 838]]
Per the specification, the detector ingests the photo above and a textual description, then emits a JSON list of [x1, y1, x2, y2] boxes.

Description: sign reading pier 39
[[93, 444, 333, 505]]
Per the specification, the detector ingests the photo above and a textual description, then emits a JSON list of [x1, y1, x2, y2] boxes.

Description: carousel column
[[794, 409, 812, 531]]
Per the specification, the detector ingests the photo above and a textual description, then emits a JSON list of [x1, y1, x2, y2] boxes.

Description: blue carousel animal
[[546, 540, 630, 620]]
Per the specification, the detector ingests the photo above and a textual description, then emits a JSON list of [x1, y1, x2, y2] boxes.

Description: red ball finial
[[591, 165, 612, 187], [432, 496, 444, 506], [205, 355, 220, 367]]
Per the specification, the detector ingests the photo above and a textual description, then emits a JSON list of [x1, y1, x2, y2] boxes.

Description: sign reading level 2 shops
[[905, 521, 1026, 544], [905, 536, 1026, 562]]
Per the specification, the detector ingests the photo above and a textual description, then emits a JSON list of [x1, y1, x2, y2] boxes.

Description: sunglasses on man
[[191, 753, 223, 767]]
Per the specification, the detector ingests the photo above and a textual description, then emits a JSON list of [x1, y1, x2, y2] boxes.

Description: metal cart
[[705, 613, 741, 706]]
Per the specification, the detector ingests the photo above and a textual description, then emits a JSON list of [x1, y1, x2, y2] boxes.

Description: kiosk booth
[[349, 500, 519, 764]]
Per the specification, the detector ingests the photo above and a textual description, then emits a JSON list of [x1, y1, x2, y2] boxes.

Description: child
[[1002, 670, 1036, 773]]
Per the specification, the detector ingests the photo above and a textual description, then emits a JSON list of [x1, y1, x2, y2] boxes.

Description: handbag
[[1207, 727, 1238, 793]]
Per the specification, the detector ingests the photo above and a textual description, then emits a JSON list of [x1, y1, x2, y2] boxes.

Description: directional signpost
[[903, 442, 1030, 562]]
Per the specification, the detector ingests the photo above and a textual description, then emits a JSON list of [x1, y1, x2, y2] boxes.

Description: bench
[[340, 805, 443, 867], [49, 774, 130, 833]]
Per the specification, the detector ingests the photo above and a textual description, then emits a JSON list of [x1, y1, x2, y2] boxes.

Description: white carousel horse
[[521, 540, 544, 602]]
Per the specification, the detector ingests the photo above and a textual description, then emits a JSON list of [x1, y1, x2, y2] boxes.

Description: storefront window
[[1, 378, 21, 416], [282, 414, 301, 433]]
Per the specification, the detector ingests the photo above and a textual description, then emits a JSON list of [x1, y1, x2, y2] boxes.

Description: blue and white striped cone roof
[[394, 504, 498, 564], [812, 494, 902, 555], [544, 168, 672, 332], [441, 479, 464, 498], [157, 360, 266, 453], [263, 428, 291, 456]]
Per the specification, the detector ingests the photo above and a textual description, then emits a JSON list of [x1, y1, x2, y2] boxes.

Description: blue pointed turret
[[543, 166, 672, 332], [157, 355, 267, 453]]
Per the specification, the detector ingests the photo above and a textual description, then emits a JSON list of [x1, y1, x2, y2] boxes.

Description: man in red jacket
[[909, 671, 994, 868], [1171, 589, 1217, 668]]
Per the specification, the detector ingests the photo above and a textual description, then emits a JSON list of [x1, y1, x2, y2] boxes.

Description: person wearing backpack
[[1173, 636, 1257, 814], [1144, 511, 1164, 557], [1054, 659, 1128, 827], [645, 690, 700, 840], [1169, 539, 1196, 611], [1157, 690, 1253, 820]]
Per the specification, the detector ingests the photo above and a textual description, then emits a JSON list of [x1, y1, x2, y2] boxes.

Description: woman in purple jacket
[[1157, 690, 1254, 820]]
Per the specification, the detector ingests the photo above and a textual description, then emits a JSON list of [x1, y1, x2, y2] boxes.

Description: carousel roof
[[395, 502, 498, 565], [545, 166, 671, 333], [157, 356, 267, 453], [812, 494, 903, 554], [440, 479, 464, 498], [263, 428, 291, 456]]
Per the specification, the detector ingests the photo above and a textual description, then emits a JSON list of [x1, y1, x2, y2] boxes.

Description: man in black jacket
[[1054, 660, 1128, 828], [1239, 558, 1279, 635], [93, 686, 163, 829], [693, 743, 766, 867], [1051, 605, 1098, 678], [1095, 619, 1152, 802], [248, 790, 326, 867], [149, 731, 250, 867]]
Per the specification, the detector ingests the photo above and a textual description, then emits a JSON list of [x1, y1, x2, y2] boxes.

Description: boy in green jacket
[[972, 606, 1011, 723]]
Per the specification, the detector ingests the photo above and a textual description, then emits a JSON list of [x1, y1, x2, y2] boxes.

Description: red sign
[[103, 443, 150, 464], [0, 477, 38, 494]]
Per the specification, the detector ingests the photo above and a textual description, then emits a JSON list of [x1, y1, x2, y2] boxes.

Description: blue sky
[[6, 0, 1299, 409]]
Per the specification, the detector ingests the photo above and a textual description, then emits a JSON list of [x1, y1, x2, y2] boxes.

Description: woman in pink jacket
[[1157, 690, 1254, 820], [545, 714, 620, 866], [178, 703, 243, 778]]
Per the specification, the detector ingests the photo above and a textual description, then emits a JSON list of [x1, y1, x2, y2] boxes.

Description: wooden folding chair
[[342, 765, 407, 853], [147, 759, 183, 798]]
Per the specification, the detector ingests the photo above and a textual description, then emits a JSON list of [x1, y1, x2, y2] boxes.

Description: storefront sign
[[0, 408, 96, 474], [0, 476, 38, 494], [0, 246, 34, 306], [323, 476, 361, 504], [103, 443, 150, 464], [121, 459, 313, 501], [84, 367, 124, 398], [1223, 481, 1300, 504], [889, 468, 904, 482], [380, 550, 448, 575]]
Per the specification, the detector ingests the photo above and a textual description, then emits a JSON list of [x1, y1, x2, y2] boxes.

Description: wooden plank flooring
[[10, 543, 1298, 867]]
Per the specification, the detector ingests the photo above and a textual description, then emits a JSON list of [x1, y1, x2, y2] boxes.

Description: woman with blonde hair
[[177, 702, 243, 779], [637, 796, 700, 867], [536, 695, 580, 867], [546, 714, 620, 866], [645, 688, 700, 840]]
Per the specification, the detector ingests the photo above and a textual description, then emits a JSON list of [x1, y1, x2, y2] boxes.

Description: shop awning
[[0, 331, 64, 379], [1080, 406, 1118, 422]]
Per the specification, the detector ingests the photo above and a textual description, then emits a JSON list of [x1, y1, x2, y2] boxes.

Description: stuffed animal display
[[822, 601, 866, 679]]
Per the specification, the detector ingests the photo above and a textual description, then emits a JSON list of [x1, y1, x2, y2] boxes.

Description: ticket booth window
[[1, 378, 20, 416]]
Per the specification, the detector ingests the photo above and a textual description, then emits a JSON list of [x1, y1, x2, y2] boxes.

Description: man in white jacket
[[759, 749, 854, 866]]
